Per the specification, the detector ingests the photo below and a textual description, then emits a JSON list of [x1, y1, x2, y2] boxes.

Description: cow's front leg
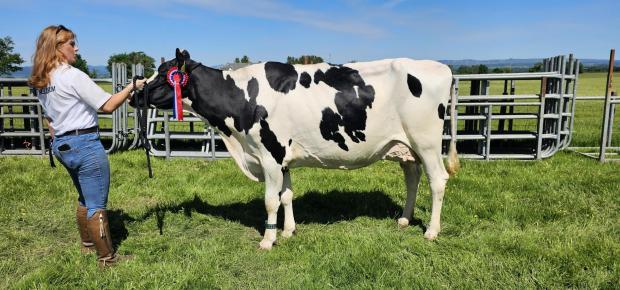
[[280, 169, 295, 238], [259, 164, 284, 250]]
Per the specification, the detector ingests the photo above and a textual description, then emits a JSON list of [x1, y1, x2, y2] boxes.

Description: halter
[[132, 62, 190, 178], [166, 65, 189, 121]]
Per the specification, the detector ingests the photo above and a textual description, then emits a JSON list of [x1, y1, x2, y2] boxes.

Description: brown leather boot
[[87, 209, 132, 268], [76, 204, 95, 254]]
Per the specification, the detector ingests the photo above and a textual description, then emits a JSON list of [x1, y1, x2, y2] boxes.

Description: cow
[[136, 49, 459, 250]]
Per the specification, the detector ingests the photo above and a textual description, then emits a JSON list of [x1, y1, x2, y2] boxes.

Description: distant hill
[[438, 58, 620, 68], [439, 58, 540, 68], [4, 65, 110, 78]]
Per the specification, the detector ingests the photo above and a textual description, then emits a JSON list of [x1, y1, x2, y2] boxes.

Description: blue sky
[[2, 0, 618, 66]]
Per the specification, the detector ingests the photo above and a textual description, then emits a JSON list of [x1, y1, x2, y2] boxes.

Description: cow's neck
[[188, 65, 266, 137]]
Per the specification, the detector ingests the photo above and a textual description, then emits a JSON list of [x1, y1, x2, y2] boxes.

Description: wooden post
[[465, 80, 480, 133], [509, 80, 515, 131], [499, 80, 508, 133], [599, 49, 615, 162], [536, 77, 548, 159]]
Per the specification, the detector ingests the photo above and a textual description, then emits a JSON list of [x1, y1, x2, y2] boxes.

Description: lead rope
[[48, 139, 56, 168], [133, 76, 153, 178], [37, 84, 56, 168]]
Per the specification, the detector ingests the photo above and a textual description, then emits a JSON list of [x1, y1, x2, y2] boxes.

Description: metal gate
[[444, 54, 580, 159], [0, 78, 46, 156], [6, 54, 617, 162]]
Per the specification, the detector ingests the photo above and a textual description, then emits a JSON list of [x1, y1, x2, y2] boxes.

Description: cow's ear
[[175, 48, 184, 63], [182, 50, 191, 60]]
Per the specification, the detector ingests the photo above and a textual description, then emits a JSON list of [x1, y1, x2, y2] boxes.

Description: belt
[[55, 126, 99, 138]]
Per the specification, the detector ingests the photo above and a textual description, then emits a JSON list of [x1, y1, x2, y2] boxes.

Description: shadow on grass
[[137, 191, 425, 234], [108, 209, 135, 250]]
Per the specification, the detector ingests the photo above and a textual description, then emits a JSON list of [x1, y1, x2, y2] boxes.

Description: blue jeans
[[52, 132, 110, 218]]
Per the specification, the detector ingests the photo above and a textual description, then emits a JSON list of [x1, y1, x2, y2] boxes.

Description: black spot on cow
[[320, 108, 348, 151], [259, 119, 285, 164], [247, 77, 259, 100], [188, 68, 266, 136], [314, 66, 375, 149], [158, 61, 281, 164], [438, 103, 446, 120], [288, 139, 292, 146], [407, 74, 422, 98], [299, 72, 311, 88], [265, 62, 298, 94], [313, 69, 324, 85], [242, 77, 268, 132]]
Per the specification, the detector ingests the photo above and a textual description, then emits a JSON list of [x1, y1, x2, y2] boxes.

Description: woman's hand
[[133, 78, 147, 91], [44, 118, 55, 139], [101, 79, 148, 113]]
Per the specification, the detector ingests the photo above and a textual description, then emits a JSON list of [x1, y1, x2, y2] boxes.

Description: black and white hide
[[137, 49, 459, 250]]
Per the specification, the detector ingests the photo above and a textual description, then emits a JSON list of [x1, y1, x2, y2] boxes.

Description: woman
[[29, 25, 146, 267]]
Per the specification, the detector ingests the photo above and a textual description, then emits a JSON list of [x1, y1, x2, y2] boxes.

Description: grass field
[[1, 72, 619, 288]]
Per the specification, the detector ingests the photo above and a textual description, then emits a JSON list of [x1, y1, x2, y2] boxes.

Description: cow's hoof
[[281, 229, 295, 238], [424, 229, 439, 240], [259, 239, 274, 250], [397, 218, 410, 228]]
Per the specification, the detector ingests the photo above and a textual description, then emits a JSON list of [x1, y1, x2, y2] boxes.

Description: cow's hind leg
[[417, 148, 449, 240], [280, 169, 296, 238], [260, 164, 284, 250], [398, 161, 421, 228]]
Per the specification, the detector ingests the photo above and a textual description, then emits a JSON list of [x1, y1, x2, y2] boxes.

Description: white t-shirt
[[36, 63, 111, 136]]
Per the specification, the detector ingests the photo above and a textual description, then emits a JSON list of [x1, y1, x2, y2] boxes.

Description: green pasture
[[0, 72, 619, 288]]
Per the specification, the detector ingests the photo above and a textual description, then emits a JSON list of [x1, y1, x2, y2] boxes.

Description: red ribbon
[[172, 73, 183, 120], [166, 66, 188, 121]]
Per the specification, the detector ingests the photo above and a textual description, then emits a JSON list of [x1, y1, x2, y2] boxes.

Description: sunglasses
[[55, 25, 68, 35], [55, 25, 76, 47]]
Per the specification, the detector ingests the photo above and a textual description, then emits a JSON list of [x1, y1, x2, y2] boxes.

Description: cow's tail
[[446, 80, 460, 176]]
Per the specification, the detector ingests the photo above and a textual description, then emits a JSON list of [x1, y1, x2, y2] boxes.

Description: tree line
[[0, 37, 24, 76], [231, 55, 325, 65]]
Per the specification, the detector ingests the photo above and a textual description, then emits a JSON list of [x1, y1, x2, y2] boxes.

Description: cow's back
[[233, 59, 451, 169]]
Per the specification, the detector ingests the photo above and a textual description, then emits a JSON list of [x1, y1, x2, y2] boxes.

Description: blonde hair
[[29, 25, 75, 89]]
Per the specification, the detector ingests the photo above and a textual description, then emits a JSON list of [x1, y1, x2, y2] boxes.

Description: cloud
[[98, 0, 385, 37], [178, 0, 386, 37]]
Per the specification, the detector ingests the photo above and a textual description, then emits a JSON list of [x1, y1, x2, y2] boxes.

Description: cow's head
[[131, 48, 196, 109]]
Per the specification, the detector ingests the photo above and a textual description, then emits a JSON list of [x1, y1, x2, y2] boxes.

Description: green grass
[[1, 150, 619, 288], [1, 72, 619, 288]]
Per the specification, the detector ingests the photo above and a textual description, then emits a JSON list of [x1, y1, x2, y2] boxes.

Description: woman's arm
[[99, 79, 146, 113], [44, 117, 54, 138]]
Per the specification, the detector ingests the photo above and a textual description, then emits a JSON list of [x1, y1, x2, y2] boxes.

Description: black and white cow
[[139, 49, 459, 249]]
